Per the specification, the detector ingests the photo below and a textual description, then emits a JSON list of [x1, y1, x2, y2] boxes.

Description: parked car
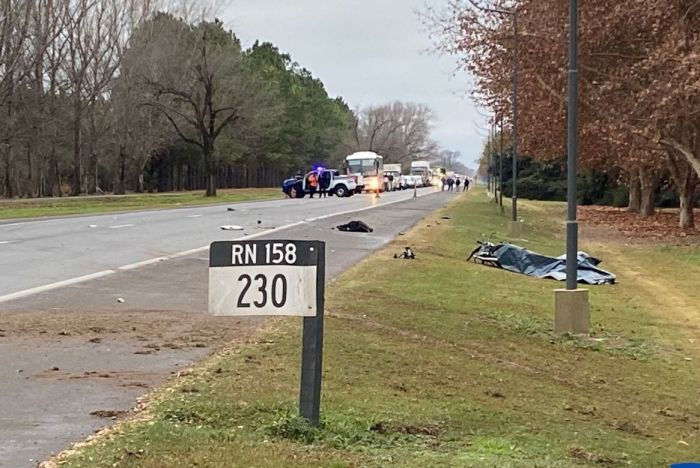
[[401, 175, 422, 189], [282, 169, 356, 198]]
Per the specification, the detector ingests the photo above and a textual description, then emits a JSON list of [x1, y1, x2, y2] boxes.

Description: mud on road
[[0, 309, 263, 468]]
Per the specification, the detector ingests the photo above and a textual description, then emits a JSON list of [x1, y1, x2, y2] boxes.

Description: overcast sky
[[223, 0, 487, 168]]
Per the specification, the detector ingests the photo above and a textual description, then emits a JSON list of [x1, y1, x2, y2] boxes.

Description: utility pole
[[499, 114, 504, 210], [490, 120, 496, 199], [566, 0, 579, 291], [511, 12, 519, 222], [555, 0, 589, 335], [468, 2, 519, 225]]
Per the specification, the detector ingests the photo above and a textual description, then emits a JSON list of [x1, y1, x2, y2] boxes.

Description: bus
[[345, 151, 384, 193]]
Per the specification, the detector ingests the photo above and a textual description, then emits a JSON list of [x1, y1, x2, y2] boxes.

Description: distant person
[[463, 177, 470, 192], [441, 176, 447, 191], [447, 177, 455, 191], [455, 177, 461, 190], [307, 172, 318, 198], [319, 170, 331, 198]]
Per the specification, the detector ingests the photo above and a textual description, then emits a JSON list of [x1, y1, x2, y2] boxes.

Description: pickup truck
[[282, 170, 357, 198]]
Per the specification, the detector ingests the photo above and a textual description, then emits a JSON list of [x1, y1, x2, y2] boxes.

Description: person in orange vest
[[307, 171, 318, 198]]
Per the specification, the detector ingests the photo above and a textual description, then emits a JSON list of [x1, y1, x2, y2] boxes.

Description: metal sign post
[[299, 244, 324, 426], [209, 240, 325, 426]]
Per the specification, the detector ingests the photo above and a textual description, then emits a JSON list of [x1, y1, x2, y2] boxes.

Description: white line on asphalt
[[0, 240, 11, 244], [0, 270, 116, 303], [0, 189, 437, 304], [108, 224, 135, 229], [187, 214, 203, 218], [0, 219, 61, 228]]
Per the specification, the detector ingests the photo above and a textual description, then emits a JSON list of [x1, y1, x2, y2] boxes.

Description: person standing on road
[[308, 172, 318, 198], [319, 170, 331, 198], [448, 177, 455, 191], [455, 177, 461, 191], [463, 177, 470, 192]]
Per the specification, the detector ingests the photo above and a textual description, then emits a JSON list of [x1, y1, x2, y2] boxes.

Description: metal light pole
[[491, 121, 496, 199], [511, 12, 519, 222], [499, 115, 504, 209], [554, 0, 589, 335], [565, 0, 578, 290]]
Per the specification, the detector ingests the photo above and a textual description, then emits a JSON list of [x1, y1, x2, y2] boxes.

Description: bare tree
[[138, 15, 265, 196], [352, 102, 439, 163]]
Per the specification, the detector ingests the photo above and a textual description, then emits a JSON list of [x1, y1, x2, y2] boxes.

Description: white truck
[[410, 160, 432, 187], [383, 163, 402, 191]]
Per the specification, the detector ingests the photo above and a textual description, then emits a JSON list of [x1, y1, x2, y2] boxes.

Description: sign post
[[209, 240, 325, 426]]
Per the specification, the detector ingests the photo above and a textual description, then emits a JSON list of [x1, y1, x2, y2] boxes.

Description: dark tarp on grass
[[491, 244, 616, 285]]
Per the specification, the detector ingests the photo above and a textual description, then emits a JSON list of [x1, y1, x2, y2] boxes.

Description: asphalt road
[[0, 188, 457, 468], [0, 187, 436, 301]]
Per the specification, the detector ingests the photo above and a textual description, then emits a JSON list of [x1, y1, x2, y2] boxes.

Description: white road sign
[[208, 240, 322, 317]]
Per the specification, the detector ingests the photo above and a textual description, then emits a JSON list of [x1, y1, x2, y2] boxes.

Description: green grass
[[0, 188, 281, 220], [58, 191, 700, 467]]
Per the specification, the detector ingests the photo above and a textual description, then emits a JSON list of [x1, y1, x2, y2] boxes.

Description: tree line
[[0, 1, 461, 199], [428, 0, 699, 228]]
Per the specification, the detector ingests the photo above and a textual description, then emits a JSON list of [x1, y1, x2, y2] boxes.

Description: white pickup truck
[[282, 170, 357, 198]]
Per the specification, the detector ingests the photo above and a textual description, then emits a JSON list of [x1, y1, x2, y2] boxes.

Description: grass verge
[[0, 188, 281, 220], [55, 191, 700, 467]]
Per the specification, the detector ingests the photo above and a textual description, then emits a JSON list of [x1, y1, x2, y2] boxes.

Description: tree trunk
[[638, 167, 658, 218], [628, 167, 641, 213], [3, 146, 17, 199], [72, 98, 82, 196], [87, 150, 98, 194], [667, 151, 698, 229], [679, 190, 696, 229], [137, 170, 144, 193], [26, 142, 33, 197], [115, 144, 127, 195], [204, 142, 217, 197]]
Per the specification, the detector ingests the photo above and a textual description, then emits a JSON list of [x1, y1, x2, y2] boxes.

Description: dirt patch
[[569, 446, 619, 465], [0, 309, 263, 351], [613, 420, 648, 437], [370, 421, 442, 437], [579, 206, 700, 244], [90, 410, 128, 419]]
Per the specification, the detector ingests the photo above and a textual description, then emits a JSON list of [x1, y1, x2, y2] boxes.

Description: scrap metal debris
[[467, 241, 616, 285], [394, 247, 415, 259], [336, 220, 373, 233]]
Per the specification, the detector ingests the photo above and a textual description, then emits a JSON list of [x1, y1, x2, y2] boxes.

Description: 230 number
[[237, 274, 287, 308]]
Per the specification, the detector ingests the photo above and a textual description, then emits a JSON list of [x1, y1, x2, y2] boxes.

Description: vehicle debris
[[220, 225, 244, 231], [394, 247, 415, 259]]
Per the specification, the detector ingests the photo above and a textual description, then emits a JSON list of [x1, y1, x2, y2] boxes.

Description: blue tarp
[[491, 244, 616, 285]]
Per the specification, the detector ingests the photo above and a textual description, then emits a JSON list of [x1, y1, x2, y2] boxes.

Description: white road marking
[[0, 219, 61, 228], [0, 189, 437, 304], [117, 256, 169, 271], [0, 270, 116, 303], [187, 214, 202, 218], [0, 240, 11, 245], [108, 224, 134, 229]]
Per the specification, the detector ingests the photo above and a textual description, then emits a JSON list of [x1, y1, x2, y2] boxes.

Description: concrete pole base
[[554, 288, 590, 335], [507, 220, 524, 237]]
